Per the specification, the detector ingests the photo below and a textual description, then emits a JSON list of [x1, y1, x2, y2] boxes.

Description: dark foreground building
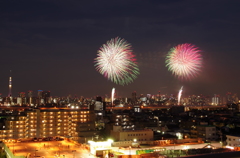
[[182, 151, 240, 158]]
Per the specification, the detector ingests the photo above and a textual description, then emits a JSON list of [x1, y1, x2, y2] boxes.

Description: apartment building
[[111, 114, 134, 130], [226, 135, 240, 147], [191, 125, 217, 141], [0, 115, 26, 140], [0, 108, 96, 142]]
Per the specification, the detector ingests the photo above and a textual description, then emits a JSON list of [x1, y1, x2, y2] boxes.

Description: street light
[[35, 149, 38, 157], [72, 150, 76, 158], [129, 146, 131, 157], [107, 139, 113, 144], [12, 140, 15, 154]]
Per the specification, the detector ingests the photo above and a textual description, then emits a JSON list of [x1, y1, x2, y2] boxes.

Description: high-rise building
[[27, 91, 33, 98], [19, 92, 25, 98], [17, 92, 26, 105], [132, 91, 137, 104], [42, 91, 51, 104], [37, 90, 44, 104], [212, 94, 219, 106], [27, 91, 33, 105], [96, 96, 102, 102], [37, 90, 43, 98]]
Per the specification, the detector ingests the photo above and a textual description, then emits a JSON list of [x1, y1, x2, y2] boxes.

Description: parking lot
[[5, 139, 96, 158]]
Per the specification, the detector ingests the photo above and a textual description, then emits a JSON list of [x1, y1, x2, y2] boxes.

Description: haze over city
[[1, 0, 240, 98]]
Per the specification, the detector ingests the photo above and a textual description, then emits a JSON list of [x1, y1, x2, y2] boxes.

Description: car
[[17, 139, 22, 142], [43, 138, 49, 141], [56, 137, 64, 141], [48, 137, 53, 141]]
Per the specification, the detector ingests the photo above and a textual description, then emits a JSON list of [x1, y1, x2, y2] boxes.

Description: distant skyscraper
[[147, 94, 151, 99], [17, 92, 26, 105], [132, 91, 137, 104], [8, 70, 12, 97], [28, 91, 33, 98], [42, 91, 51, 104], [96, 96, 102, 102], [37, 90, 43, 104], [212, 94, 219, 106], [19, 92, 25, 98], [42, 91, 50, 98], [38, 90, 43, 98], [27, 90, 33, 105]]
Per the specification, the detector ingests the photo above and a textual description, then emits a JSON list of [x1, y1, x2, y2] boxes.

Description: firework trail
[[178, 86, 183, 105], [94, 37, 139, 85], [111, 87, 115, 106], [166, 43, 202, 80]]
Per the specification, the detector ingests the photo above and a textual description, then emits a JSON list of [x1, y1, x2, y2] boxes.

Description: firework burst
[[94, 37, 139, 85], [166, 43, 202, 80]]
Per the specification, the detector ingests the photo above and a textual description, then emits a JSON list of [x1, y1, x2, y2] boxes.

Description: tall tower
[[8, 70, 12, 97]]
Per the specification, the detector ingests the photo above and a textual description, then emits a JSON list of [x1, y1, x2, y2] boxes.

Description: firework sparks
[[166, 43, 202, 80], [94, 37, 139, 85]]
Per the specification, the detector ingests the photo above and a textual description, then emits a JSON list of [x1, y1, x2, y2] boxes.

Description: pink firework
[[166, 43, 202, 80]]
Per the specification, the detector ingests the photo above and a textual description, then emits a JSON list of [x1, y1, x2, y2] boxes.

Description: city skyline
[[1, 1, 240, 97]]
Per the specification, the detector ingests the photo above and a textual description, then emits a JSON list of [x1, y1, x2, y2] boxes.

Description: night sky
[[1, 0, 240, 98]]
